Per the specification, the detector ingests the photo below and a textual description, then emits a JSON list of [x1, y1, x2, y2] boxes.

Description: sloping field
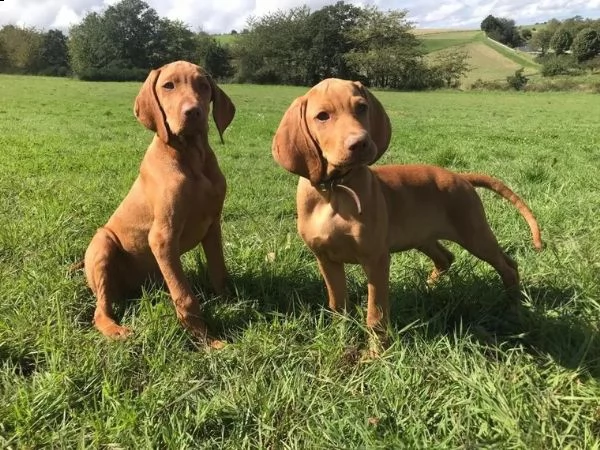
[[419, 29, 482, 53], [413, 28, 477, 36], [483, 37, 539, 69], [459, 42, 536, 84], [420, 28, 540, 86]]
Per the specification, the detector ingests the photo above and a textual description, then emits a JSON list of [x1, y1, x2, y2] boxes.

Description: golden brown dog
[[272, 78, 542, 340], [83, 61, 235, 345]]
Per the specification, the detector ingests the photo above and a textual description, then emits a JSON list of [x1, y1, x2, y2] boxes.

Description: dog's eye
[[163, 81, 175, 90], [356, 102, 368, 114], [316, 112, 330, 122]]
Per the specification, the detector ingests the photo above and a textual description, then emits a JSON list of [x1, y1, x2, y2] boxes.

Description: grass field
[[1, 74, 599, 447], [421, 30, 541, 85], [419, 29, 482, 53], [213, 33, 239, 45]]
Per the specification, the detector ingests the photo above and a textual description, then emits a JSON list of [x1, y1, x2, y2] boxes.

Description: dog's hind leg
[[85, 228, 132, 339], [455, 221, 520, 298], [417, 241, 455, 285]]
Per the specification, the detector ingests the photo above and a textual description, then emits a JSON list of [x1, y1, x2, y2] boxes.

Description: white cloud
[[51, 5, 82, 29], [1, 0, 599, 32]]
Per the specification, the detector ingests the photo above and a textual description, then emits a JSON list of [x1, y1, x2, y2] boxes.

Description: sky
[[1, 0, 600, 34]]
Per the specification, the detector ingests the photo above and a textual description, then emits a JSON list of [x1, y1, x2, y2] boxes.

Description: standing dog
[[272, 78, 542, 341], [83, 61, 235, 345]]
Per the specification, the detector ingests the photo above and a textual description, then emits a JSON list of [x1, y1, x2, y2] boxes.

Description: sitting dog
[[272, 78, 542, 340], [83, 61, 235, 346]]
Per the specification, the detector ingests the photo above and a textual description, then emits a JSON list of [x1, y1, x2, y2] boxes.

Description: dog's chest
[[179, 172, 226, 252], [300, 202, 368, 263]]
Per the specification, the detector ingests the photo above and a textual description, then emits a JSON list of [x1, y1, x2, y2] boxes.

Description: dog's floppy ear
[[272, 96, 323, 185], [209, 77, 236, 144], [134, 69, 169, 143], [354, 81, 391, 164]]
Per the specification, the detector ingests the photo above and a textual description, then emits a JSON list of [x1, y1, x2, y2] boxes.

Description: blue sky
[[1, 0, 599, 33]]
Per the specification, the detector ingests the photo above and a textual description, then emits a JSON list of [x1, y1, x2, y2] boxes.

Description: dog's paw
[[99, 323, 133, 340], [208, 339, 227, 350], [361, 331, 390, 361]]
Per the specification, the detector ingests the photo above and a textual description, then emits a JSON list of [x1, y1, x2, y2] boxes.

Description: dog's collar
[[316, 170, 362, 215]]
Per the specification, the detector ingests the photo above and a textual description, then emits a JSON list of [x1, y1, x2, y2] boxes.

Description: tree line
[[0, 0, 471, 89], [233, 3, 469, 89], [481, 15, 600, 76], [0, 0, 235, 81]]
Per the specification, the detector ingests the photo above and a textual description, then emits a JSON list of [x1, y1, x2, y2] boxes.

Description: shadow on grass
[[67, 258, 598, 379], [386, 275, 600, 379], [207, 265, 599, 379]]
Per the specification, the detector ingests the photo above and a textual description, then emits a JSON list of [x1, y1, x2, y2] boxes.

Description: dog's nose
[[346, 133, 369, 153], [183, 105, 202, 119]]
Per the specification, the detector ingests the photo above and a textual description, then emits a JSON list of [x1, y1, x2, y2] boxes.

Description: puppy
[[272, 78, 542, 341], [83, 61, 235, 345]]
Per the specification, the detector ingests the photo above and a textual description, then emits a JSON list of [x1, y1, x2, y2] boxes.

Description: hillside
[[419, 29, 540, 85]]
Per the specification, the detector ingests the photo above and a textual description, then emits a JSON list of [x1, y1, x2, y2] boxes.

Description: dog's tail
[[461, 173, 543, 251]]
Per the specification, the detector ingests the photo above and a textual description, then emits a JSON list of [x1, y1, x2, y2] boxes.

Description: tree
[[151, 19, 197, 67], [69, 0, 199, 80], [39, 29, 69, 75], [234, 7, 312, 84], [344, 7, 424, 88], [480, 15, 522, 47], [69, 12, 121, 75], [102, 0, 160, 68], [545, 18, 562, 37], [481, 15, 501, 34], [203, 39, 235, 80], [550, 28, 573, 55], [0, 25, 43, 73], [430, 48, 470, 88], [304, 1, 365, 84], [521, 28, 532, 40], [571, 28, 600, 62], [531, 28, 553, 54], [0, 40, 8, 71]]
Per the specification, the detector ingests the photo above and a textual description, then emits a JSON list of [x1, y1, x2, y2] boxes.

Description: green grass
[[422, 30, 540, 85], [419, 30, 482, 53], [213, 33, 239, 45], [1, 75, 600, 447], [482, 37, 540, 70]]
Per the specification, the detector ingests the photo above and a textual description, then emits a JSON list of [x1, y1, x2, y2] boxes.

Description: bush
[[550, 28, 573, 55], [38, 65, 70, 77], [539, 54, 580, 76], [571, 28, 600, 62], [469, 78, 509, 90], [525, 78, 579, 92], [581, 56, 600, 73], [77, 64, 147, 81], [506, 68, 528, 90]]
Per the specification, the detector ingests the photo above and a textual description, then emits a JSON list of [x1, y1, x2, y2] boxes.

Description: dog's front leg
[[316, 255, 348, 312], [201, 218, 228, 295], [149, 221, 210, 340], [361, 253, 391, 340]]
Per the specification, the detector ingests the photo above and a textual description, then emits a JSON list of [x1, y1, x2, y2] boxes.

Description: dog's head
[[134, 60, 235, 143], [272, 78, 391, 185]]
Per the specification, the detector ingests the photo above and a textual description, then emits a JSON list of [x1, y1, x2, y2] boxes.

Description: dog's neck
[[169, 134, 205, 151], [316, 168, 363, 215]]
